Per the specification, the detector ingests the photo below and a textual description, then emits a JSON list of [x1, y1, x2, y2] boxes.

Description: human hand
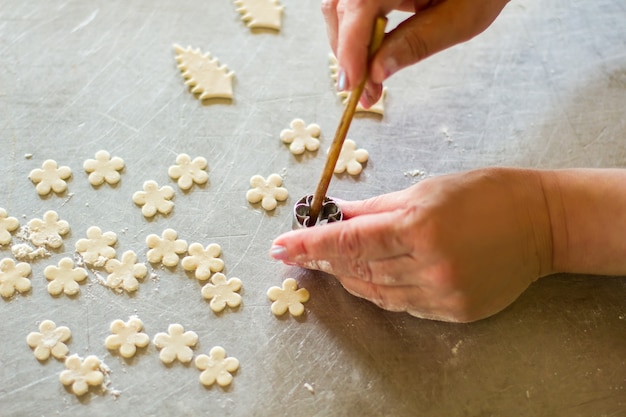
[[270, 168, 554, 322], [322, 0, 510, 107]]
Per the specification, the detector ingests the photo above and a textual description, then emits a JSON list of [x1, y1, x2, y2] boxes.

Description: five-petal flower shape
[[0, 258, 31, 298], [153, 323, 198, 364], [28, 159, 72, 196], [83, 150, 125, 186], [26, 320, 71, 361], [246, 173, 288, 211], [105, 317, 150, 358], [280, 118, 321, 155], [333, 139, 369, 175], [146, 228, 188, 267], [28, 210, 70, 249], [182, 242, 224, 281], [168, 153, 209, 190], [59, 354, 105, 396], [201, 273, 242, 313], [133, 180, 175, 218], [104, 250, 148, 293], [44, 257, 88, 296], [195, 346, 239, 387], [267, 278, 310, 317], [0, 208, 19, 245], [75, 226, 117, 267]]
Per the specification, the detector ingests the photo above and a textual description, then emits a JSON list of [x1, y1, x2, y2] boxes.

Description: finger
[[321, 0, 340, 55], [339, 188, 412, 219], [360, 79, 383, 109]]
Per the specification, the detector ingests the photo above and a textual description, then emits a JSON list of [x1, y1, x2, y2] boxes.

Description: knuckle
[[320, 0, 339, 16], [403, 31, 431, 63]]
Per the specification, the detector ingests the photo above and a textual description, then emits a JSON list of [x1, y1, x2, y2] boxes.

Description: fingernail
[[270, 245, 289, 261], [382, 56, 399, 79], [337, 68, 348, 92]]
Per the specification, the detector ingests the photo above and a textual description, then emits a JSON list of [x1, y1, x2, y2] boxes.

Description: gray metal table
[[0, 0, 624, 416]]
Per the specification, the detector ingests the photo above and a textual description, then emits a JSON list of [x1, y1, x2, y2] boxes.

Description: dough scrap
[[44, 257, 88, 296], [235, 0, 284, 31], [168, 153, 209, 190], [26, 320, 71, 361], [11, 244, 50, 261], [267, 278, 310, 317], [28, 159, 72, 196], [153, 324, 198, 364], [329, 54, 386, 115], [0, 258, 31, 298], [146, 228, 188, 267], [105, 316, 150, 358], [201, 273, 242, 313], [0, 208, 19, 245], [174, 44, 234, 100], [246, 173, 288, 211], [195, 346, 239, 387], [132, 180, 175, 218], [28, 210, 70, 249], [75, 226, 117, 267], [83, 150, 125, 186], [280, 119, 321, 155], [59, 354, 105, 396], [332, 139, 369, 175], [182, 243, 224, 281], [104, 250, 148, 293]]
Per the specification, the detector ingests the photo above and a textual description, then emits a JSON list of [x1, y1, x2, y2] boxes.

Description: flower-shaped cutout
[[153, 324, 198, 364], [28, 210, 70, 249], [133, 180, 175, 218], [333, 139, 369, 175], [0, 208, 19, 245], [174, 44, 235, 100], [280, 119, 321, 155], [195, 346, 239, 387], [267, 278, 310, 317], [75, 226, 117, 267], [246, 173, 288, 211], [146, 228, 188, 267], [26, 320, 71, 361], [181, 242, 224, 281], [44, 257, 88, 296], [83, 150, 125, 186], [235, 0, 284, 31], [168, 153, 209, 191], [28, 159, 72, 196], [59, 354, 104, 396], [105, 317, 150, 358], [104, 250, 148, 293], [201, 273, 242, 313], [0, 258, 31, 298]]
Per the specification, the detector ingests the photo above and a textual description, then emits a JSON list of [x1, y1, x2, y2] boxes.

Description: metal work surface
[[1, 0, 625, 416]]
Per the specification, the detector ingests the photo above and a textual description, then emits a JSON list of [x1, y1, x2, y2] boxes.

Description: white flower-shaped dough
[[59, 354, 104, 396], [44, 257, 88, 296], [181, 242, 224, 281], [168, 154, 209, 190], [133, 180, 175, 218], [75, 226, 117, 267], [28, 159, 72, 196], [26, 320, 71, 361], [28, 210, 70, 249], [201, 273, 242, 313], [333, 139, 369, 175], [105, 317, 150, 358], [246, 174, 288, 211], [280, 119, 321, 155], [195, 346, 239, 387], [104, 250, 148, 293], [153, 324, 198, 364], [0, 208, 19, 245], [0, 258, 31, 298], [267, 278, 310, 317], [83, 150, 125, 186], [146, 229, 188, 267]]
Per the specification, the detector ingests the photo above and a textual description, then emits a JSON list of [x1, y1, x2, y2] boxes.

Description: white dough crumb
[[304, 382, 315, 394], [12, 243, 51, 261], [24, 153, 33, 159]]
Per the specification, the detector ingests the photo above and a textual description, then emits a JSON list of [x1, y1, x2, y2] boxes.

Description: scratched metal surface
[[0, 0, 625, 416]]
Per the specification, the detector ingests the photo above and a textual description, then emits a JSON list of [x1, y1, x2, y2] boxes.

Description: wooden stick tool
[[307, 16, 388, 226]]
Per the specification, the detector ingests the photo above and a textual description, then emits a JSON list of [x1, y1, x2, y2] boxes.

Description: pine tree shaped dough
[[235, 0, 284, 31], [174, 45, 234, 100]]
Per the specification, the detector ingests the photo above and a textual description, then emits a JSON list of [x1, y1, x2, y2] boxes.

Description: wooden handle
[[308, 16, 388, 226]]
